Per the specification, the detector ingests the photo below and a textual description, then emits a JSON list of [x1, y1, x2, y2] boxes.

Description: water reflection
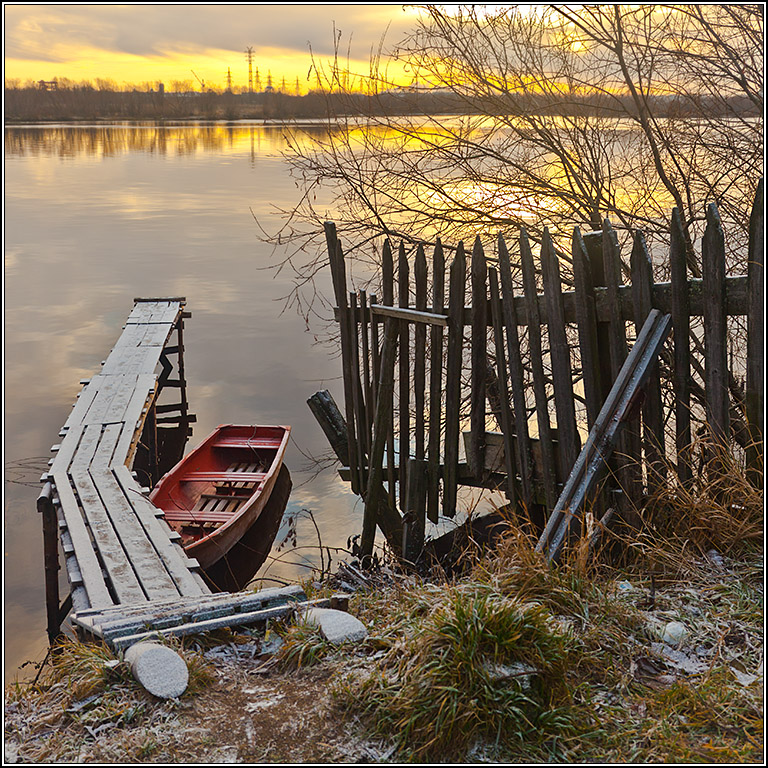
[[4, 123, 373, 680], [4, 123, 308, 159]]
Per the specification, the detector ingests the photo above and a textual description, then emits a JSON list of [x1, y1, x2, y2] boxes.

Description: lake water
[[4, 122, 365, 679]]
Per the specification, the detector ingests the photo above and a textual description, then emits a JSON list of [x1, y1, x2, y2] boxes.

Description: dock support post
[[38, 482, 64, 644]]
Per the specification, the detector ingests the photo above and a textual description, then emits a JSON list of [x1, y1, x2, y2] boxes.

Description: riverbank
[[5, 518, 762, 763]]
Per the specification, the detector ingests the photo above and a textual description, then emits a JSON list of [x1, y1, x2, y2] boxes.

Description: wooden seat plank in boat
[[212, 437, 284, 450], [180, 470, 268, 483]]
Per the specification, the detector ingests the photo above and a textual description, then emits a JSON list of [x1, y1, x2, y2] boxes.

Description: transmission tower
[[245, 46, 254, 93], [226, 67, 232, 92]]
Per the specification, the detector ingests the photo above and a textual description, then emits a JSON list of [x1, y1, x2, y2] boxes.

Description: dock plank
[[69, 424, 148, 604], [90, 423, 181, 600]]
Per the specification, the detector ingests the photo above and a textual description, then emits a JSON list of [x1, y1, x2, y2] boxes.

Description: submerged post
[[38, 482, 63, 643]]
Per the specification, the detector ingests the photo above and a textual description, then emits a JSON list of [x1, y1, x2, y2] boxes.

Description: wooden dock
[[37, 299, 308, 650]]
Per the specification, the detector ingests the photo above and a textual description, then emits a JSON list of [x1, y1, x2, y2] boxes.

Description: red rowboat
[[150, 424, 291, 572]]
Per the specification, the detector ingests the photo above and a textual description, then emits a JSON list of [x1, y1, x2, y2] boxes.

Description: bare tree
[[266, 4, 762, 313]]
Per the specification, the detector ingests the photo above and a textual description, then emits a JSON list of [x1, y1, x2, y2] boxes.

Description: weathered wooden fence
[[313, 182, 763, 564]]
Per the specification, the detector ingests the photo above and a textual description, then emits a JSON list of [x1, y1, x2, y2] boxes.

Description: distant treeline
[[5, 84, 759, 122]]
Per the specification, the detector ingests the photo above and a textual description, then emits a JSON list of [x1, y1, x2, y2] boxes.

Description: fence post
[[427, 240, 445, 523], [498, 234, 535, 512], [382, 241, 397, 507], [519, 228, 559, 511], [398, 243, 410, 506], [469, 237, 488, 479], [669, 208, 692, 485], [443, 243, 467, 518], [541, 227, 581, 477], [630, 230, 666, 492], [746, 179, 764, 487], [489, 267, 518, 505], [702, 203, 729, 447]]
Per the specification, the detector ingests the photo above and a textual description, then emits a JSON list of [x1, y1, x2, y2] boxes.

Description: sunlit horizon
[[4, 4, 421, 92]]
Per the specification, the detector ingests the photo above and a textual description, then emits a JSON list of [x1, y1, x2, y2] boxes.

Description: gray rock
[[124, 641, 188, 699], [302, 607, 368, 644], [661, 621, 688, 646]]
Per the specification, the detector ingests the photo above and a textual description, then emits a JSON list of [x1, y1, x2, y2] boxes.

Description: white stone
[[661, 621, 689, 646], [301, 607, 368, 644], [124, 641, 189, 699]]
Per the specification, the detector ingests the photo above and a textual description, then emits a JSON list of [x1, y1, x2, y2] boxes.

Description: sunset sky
[[4, 3, 423, 91]]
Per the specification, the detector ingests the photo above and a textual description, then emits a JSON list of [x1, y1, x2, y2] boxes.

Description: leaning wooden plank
[[325, 223, 360, 496], [469, 237, 487, 479], [746, 178, 764, 484], [443, 243, 467, 518], [113, 465, 208, 597], [370, 293, 381, 427], [536, 310, 673, 563], [498, 234, 534, 510], [540, 227, 580, 476], [69, 424, 147, 604], [90, 423, 182, 599], [427, 239, 445, 524], [519, 228, 558, 511], [702, 203, 729, 445]]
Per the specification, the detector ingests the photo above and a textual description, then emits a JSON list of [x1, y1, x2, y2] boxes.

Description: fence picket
[[398, 243, 410, 505], [670, 208, 692, 484], [746, 179, 764, 485], [443, 243, 467, 518], [541, 228, 580, 476], [382, 241, 397, 507], [489, 267, 518, 504], [498, 234, 534, 511], [603, 219, 642, 507], [414, 245, 428, 470], [428, 240, 446, 523], [519, 228, 559, 510], [469, 237, 488, 479], [630, 230, 666, 490], [572, 228, 603, 429], [703, 203, 729, 445]]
